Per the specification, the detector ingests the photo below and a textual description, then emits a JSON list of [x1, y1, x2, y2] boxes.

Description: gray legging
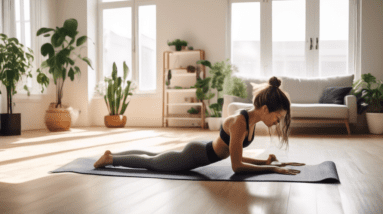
[[112, 141, 221, 172]]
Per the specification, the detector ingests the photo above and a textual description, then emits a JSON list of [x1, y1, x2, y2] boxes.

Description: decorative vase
[[181, 46, 187, 51], [206, 117, 222, 131], [104, 115, 127, 128], [0, 113, 21, 136], [366, 113, 383, 134], [45, 108, 71, 132]]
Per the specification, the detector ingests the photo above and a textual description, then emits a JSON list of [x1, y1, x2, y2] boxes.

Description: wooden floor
[[1, 126, 382, 214]]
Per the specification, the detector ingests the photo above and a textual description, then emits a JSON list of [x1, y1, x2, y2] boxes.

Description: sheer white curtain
[[2, 0, 16, 37]]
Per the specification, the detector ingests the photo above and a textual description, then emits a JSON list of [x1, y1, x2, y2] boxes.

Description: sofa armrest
[[223, 95, 249, 120], [345, 95, 357, 124]]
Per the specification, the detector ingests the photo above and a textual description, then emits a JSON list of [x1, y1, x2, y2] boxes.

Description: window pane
[[103, 7, 132, 79], [319, 0, 349, 77], [25, 21, 31, 49], [16, 22, 21, 42], [138, 5, 156, 91], [24, 0, 30, 21], [15, 0, 20, 21], [272, 0, 306, 77], [231, 2, 260, 78]]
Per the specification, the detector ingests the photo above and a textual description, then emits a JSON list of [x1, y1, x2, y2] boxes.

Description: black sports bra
[[220, 110, 255, 148]]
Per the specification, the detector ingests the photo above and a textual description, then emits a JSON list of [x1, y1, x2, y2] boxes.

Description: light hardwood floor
[[0, 126, 382, 214]]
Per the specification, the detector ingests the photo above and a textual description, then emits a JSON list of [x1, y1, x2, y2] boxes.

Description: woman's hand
[[266, 154, 305, 167], [266, 154, 278, 165], [273, 167, 301, 175]]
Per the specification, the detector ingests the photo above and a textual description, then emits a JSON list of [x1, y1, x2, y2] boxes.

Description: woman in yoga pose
[[94, 76, 305, 174]]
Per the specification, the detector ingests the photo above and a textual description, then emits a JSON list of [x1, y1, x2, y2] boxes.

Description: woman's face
[[262, 108, 287, 127]]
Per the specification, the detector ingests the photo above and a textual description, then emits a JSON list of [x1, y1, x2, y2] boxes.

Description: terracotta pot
[[104, 115, 127, 128], [45, 108, 71, 132]]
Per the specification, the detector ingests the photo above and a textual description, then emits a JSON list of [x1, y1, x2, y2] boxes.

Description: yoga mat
[[51, 157, 340, 183]]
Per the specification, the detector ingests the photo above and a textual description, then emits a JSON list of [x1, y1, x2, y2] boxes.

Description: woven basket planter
[[45, 108, 71, 132]]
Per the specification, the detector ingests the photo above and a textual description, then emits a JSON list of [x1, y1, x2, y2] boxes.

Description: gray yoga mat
[[51, 157, 340, 183]]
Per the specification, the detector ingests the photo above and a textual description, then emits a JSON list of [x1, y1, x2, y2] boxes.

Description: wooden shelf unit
[[162, 50, 206, 128]]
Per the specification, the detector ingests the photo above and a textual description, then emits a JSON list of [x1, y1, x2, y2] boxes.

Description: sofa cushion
[[291, 103, 348, 119], [279, 74, 354, 103], [319, 87, 353, 104]]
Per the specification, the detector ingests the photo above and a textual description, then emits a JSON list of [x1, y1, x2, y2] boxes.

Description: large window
[[14, 0, 40, 95], [98, 0, 157, 92], [230, 0, 357, 78]]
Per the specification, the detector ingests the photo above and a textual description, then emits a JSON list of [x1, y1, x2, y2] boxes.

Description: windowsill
[[91, 90, 159, 100], [12, 94, 46, 103]]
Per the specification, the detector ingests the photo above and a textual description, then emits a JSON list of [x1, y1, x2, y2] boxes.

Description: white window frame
[[12, 0, 43, 101], [98, 0, 157, 95], [227, 0, 361, 78]]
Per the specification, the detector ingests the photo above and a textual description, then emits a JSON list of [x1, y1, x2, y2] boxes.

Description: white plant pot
[[206, 117, 222, 131], [366, 113, 383, 134]]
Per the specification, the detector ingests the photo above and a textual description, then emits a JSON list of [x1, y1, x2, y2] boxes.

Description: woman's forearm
[[242, 156, 268, 165], [234, 162, 277, 173]]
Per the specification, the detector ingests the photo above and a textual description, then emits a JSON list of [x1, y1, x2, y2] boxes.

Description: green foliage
[[351, 73, 383, 113], [0, 34, 34, 114], [36, 18, 93, 108], [223, 76, 248, 99], [174, 86, 183, 89], [103, 62, 136, 115], [197, 59, 238, 117], [168, 39, 188, 51], [187, 107, 199, 114]]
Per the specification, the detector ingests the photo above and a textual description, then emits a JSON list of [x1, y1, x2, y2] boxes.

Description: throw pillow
[[319, 87, 353, 104]]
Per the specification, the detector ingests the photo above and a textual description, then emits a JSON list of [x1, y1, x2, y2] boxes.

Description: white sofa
[[223, 74, 357, 135]]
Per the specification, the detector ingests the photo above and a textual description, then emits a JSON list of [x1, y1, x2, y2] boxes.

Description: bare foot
[[94, 150, 113, 168]]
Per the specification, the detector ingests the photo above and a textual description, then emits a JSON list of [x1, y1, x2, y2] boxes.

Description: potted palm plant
[[351, 73, 383, 134], [36, 18, 93, 132], [0, 34, 34, 136], [99, 61, 136, 128]]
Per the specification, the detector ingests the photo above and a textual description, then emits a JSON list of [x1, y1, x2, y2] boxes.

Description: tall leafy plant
[[104, 62, 136, 115], [197, 59, 234, 117], [0, 34, 34, 114], [36, 18, 93, 108], [351, 73, 383, 113]]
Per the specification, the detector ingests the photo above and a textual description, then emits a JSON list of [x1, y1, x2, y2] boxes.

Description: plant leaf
[[36, 28, 55, 36], [63, 19, 78, 37], [68, 67, 75, 81], [123, 61, 129, 81], [82, 57, 93, 69], [76, 36, 87, 47]]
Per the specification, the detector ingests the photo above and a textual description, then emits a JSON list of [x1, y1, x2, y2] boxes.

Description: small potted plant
[[187, 65, 196, 73], [0, 34, 34, 136], [351, 73, 383, 134], [168, 39, 188, 51], [188, 46, 194, 50], [102, 61, 136, 128], [36, 18, 93, 132]]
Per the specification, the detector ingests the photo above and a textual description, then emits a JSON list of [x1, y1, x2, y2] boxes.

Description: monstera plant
[[36, 18, 93, 131], [0, 34, 34, 135]]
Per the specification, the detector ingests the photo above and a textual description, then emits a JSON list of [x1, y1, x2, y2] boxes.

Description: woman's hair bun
[[269, 76, 281, 88]]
